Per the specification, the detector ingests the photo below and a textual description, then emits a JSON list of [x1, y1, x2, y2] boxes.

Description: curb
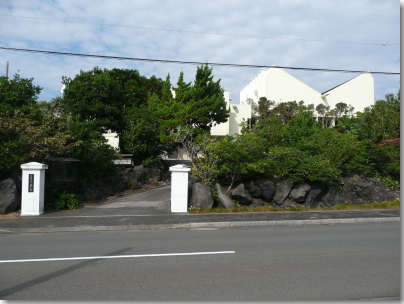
[[0, 217, 399, 234]]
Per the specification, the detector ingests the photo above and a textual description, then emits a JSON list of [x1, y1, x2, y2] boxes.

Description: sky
[[0, 0, 400, 105]]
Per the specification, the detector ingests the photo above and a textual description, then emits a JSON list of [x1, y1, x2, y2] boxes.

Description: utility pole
[[6, 61, 9, 78]]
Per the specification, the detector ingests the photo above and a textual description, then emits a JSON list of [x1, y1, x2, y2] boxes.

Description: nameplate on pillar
[[28, 174, 34, 192]]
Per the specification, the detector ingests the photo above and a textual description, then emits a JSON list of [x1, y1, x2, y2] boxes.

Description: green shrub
[[53, 188, 78, 210]]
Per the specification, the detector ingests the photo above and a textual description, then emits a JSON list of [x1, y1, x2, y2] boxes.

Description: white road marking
[[0, 251, 235, 263]]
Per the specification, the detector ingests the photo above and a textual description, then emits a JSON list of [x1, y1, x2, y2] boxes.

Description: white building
[[211, 92, 251, 137], [103, 130, 120, 151], [240, 67, 374, 114]]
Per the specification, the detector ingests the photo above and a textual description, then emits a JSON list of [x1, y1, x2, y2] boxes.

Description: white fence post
[[20, 162, 48, 216], [169, 164, 191, 213]]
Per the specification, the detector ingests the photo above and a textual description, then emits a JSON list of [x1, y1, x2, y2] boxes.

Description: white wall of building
[[321, 72, 374, 113], [211, 91, 251, 137], [228, 104, 251, 136], [241, 68, 322, 106], [103, 130, 120, 151], [240, 67, 374, 114], [210, 92, 231, 136]]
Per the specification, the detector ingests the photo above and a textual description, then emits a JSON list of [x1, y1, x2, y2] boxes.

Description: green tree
[[192, 133, 272, 189], [215, 133, 271, 189], [271, 101, 299, 124], [355, 92, 400, 143], [257, 97, 275, 121], [61, 67, 164, 135], [148, 65, 229, 168], [334, 102, 348, 118], [121, 106, 166, 165], [0, 74, 42, 113], [283, 106, 320, 145]]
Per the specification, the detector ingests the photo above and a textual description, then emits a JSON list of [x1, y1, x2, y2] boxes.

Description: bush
[[273, 149, 341, 184], [53, 188, 78, 210]]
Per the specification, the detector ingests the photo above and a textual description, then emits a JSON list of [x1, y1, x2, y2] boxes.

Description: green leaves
[[62, 67, 164, 135], [121, 106, 167, 165], [273, 148, 341, 184], [148, 64, 229, 171], [0, 74, 42, 113], [149, 65, 229, 135], [355, 92, 400, 143], [194, 133, 272, 188]]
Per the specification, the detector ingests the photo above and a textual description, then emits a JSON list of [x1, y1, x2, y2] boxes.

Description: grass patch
[[188, 199, 400, 214], [0, 211, 20, 218]]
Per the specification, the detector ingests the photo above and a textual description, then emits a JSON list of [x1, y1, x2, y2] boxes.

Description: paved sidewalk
[[0, 185, 400, 234]]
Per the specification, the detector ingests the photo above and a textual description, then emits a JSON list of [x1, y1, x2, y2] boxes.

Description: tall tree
[[271, 101, 299, 124], [61, 67, 163, 135], [257, 97, 274, 121], [148, 65, 229, 167], [121, 106, 166, 165]]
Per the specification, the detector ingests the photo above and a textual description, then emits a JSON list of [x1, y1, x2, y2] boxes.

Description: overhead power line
[[0, 13, 399, 47], [0, 46, 399, 75]]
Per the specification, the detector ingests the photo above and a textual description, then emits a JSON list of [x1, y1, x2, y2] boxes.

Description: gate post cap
[[169, 164, 191, 172], [21, 162, 49, 170]]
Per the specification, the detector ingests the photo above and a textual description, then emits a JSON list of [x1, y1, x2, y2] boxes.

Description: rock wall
[[189, 175, 400, 209]]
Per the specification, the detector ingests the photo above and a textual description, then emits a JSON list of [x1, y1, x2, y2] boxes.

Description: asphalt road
[[0, 222, 400, 301]]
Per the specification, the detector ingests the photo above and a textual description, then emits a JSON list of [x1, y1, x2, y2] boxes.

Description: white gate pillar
[[169, 164, 191, 213], [20, 162, 48, 216]]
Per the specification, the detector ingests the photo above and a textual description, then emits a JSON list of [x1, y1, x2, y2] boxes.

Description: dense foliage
[[0, 74, 118, 185], [195, 92, 400, 189]]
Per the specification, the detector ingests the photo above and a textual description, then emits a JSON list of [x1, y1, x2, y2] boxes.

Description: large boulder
[[118, 167, 135, 180], [249, 198, 268, 207], [215, 184, 235, 208], [321, 186, 340, 207], [255, 179, 275, 200], [133, 165, 161, 185], [0, 178, 21, 214], [283, 198, 300, 209], [304, 184, 327, 208], [273, 180, 293, 206], [289, 182, 311, 204], [144, 166, 161, 180], [133, 165, 147, 184], [116, 167, 138, 192], [245, 181, 261, 198], [190, 183, 214, 209], [338, 175, 399, 204], [83, 180, 111, 201], [231, 183, 253, 205]]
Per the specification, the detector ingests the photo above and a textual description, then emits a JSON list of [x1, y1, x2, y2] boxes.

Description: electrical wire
[[0, 46, 399, 75], [0, 13, 398, 46]]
